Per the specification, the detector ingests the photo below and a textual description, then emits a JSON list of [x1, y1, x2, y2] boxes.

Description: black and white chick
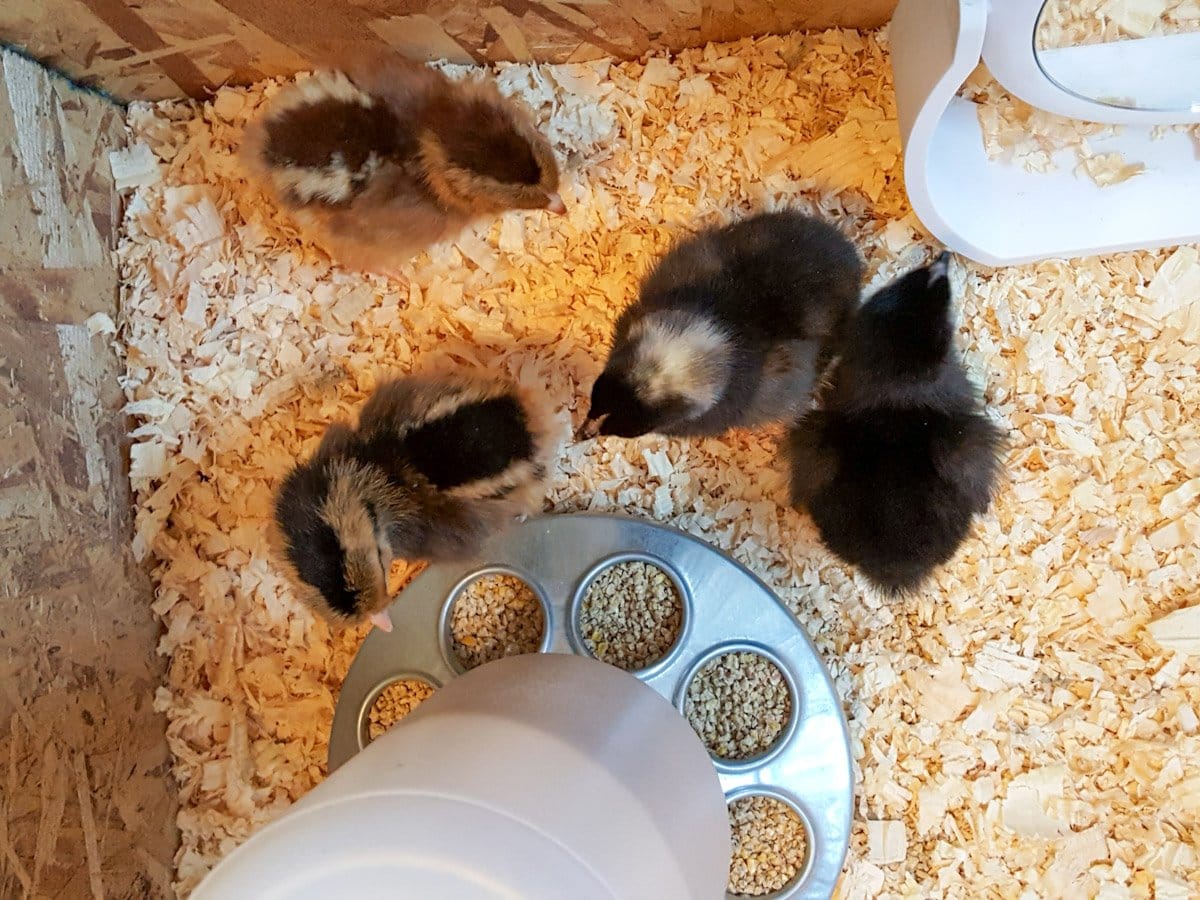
[[784, 252, 1004, 593], [579, 210, 864, 439], [243, 57, 563, 274], [273, 373, 557, 631]]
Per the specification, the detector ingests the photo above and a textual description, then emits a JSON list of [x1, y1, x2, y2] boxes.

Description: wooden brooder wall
[[0, 49, 177, 898], [1, 0, 898, 101]]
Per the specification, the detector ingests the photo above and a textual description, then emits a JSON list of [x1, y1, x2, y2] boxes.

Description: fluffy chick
[[785, 252, 1004, 593], [581, 211, 864, 439], [243, 58, 563, 273], [273, 373, 557, 630]]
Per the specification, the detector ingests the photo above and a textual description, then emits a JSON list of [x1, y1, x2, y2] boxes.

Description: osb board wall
[[1, 0, 897, 101], [0, 50, 177, 898]]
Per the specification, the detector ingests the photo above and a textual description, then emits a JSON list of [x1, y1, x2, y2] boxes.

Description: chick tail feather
[[857, 559, 932, 596]]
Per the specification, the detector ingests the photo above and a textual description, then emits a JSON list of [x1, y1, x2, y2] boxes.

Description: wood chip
[[1148, 605, 1200, 655], [866, 819, 907, 865], [108, 141, 161, 189]]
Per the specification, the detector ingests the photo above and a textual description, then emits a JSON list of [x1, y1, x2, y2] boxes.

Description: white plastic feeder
[[191, 653, 731, 899], [891, 0, 1200, 267]]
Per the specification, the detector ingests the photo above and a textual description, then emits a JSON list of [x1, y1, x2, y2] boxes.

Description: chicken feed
[[579, 559, 684, 670], [685, 651, 793, 762], [728, 794, 811, 896], [113, 27, 1200, 899], [366, 679, 436, 742], [449, 572, 545, 671]]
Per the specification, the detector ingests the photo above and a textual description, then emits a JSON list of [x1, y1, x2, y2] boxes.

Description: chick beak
[[575, 415, 605, 441], [368, 609, 393, 632], [545, 192, 566, 215]]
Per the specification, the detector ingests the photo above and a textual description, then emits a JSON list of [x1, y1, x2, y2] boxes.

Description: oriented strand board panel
[[0, 49, 177, 898], [0, 0, 897, 100]]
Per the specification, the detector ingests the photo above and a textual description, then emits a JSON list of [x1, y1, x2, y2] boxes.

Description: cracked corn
[[728, 795, 809, 896], [367, 679, 436, 741], [685, 652, 792, 761], [450, 574, 545, 670], [580, 560, 683, 670]]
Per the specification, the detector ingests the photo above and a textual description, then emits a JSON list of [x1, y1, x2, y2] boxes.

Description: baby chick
[[784, 252, 1004, 593], [273, 373, 557, 630], [243, 57, 563, 273], [580, 211, 863, 439]]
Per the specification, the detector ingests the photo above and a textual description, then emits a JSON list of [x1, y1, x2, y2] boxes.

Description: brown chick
[[243, 58, 564, 273], [272, 372, 558, 631]]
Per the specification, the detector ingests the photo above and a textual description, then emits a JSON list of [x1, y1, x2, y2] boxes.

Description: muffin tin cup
[[725, 785, 817, 899], [675, 640, 800, 773], [568, 551, 693, 678], [440, 565, 554, 675], [329, 512, 853, 900], [358, 674, 440, 748]]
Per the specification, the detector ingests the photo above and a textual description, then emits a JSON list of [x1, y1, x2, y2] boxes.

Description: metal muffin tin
[[329, 512, 853, 900]]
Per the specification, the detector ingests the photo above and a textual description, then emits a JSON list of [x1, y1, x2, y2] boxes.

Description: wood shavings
[[1161, 479, 1200, 519], [1146, 245, 1200, 318], [1148, 606, 1200, 655], [1002, 767, 1070, 839], [1076, 148, 1145, 186], [1036, 0, 1200, 49], [961, 64, 1142, 188], [108, 142, 162, 189], [865, 820, 907, 865], [1045, 824, 1109, 893], [114, 32, 1200, 899], [969, 641, 1040, 691], [1157, 872, 1194, 899], [85, 312, 117, 337], [912, 657, 975, 723]]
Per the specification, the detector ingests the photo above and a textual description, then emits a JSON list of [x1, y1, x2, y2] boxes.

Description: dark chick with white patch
[[784, 252, 1004, 593], [580, 211, 864, 439], [273, 374, 557, 631], [243, 57, 563, 273]]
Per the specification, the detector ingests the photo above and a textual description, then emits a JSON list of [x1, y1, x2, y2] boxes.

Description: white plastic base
[[890, 0, 1200, 267], [191, 654, 731, 899]]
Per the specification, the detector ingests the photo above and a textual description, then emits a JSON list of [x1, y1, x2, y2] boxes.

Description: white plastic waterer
[[192, 653, 732, 899], [890, 0, 1200, 266]]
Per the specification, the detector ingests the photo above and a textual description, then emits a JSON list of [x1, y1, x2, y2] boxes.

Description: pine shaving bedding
[[958, 65, 1146, 186], [112, 29, 1200, 899], [1036, 0, 1200, 49]]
